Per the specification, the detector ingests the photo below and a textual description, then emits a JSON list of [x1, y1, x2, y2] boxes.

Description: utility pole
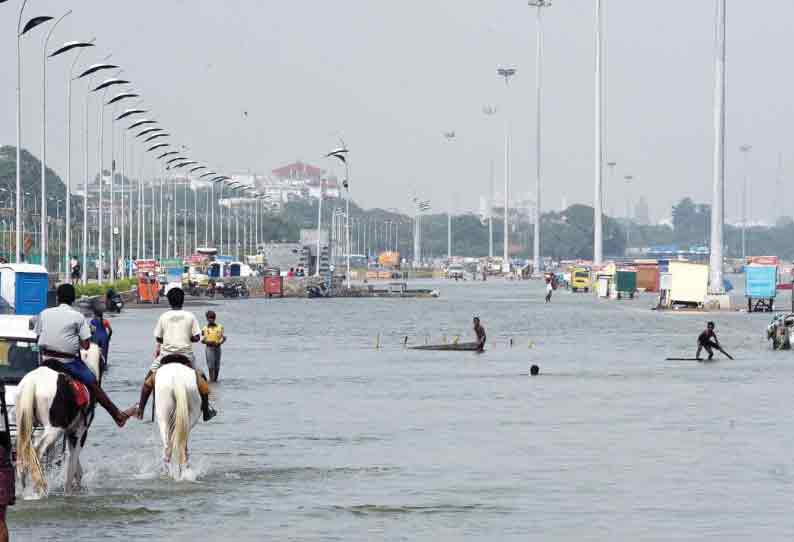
[[708, 0, 727, 296], [529, 0, 551, 276], [593, 0, 604, 266], [497, 67, 516, 273], [739, 144, 752, 260], [443, 131, 456, 262]]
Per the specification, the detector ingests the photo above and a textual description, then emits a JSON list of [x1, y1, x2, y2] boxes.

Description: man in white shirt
[[133, 288, 216, 421]]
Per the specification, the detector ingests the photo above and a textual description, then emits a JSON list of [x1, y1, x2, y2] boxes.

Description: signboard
[[160, 259, 183, 268], [135, 259, 158, 273], [161, 259, 183, 294]]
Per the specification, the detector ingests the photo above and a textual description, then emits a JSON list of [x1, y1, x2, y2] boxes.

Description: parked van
[[570, 267, 592, 293]]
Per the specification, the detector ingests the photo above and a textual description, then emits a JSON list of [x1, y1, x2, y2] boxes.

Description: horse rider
[[33, 284, 131, 427], [132, 287, 217, 421]]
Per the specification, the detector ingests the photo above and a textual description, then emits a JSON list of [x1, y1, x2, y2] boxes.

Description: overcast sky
[[2, 1, 793, 223]]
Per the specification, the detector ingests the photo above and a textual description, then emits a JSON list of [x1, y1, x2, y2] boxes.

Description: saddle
[[160, 354, 193, 368], [40, 359, 91, 409]]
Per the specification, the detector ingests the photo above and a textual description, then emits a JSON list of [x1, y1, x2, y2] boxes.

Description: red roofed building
[[272, 161, 325, 183]]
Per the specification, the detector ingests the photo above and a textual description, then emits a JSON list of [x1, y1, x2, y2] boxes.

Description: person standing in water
[[545, 277, 553, 303], [201, 310, 226, 382], [473, 317, 486, 352]]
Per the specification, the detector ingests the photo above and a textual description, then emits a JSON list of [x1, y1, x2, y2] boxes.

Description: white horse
[[154, 363, 201, 476], [15, 344, 102, 496]]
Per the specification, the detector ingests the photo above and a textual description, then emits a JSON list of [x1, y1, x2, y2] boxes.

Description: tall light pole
[[497, 67, 516, 273], [606, 161, 617, 216], [118, 107, 149, 274], [56, 39, 95, 276], [77, 60, 117, 282], [326, 145, 351, 288], [624, 175, 633, 248], [315, 177, 324, 277], [443, 131, 455, 262], [40, 10, 72, 270], [483, 105, 497, 259], [93, 78, 129, 282], [593, 0, 605, 266], [529, 0, 551, 277], [107, 92, 140, 281], [17, 5, 53, 263], [708, 0, 727, 296], [739, 144, 751, 260]]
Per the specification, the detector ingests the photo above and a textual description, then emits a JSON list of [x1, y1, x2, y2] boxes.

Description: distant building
[[479, 192, 537, 224]]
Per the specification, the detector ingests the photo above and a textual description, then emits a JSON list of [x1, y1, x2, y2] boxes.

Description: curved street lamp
[[116, 108, 146, 121], [107, 91, 139, 105], [146, 143, 169, 153], [92, 78, 129, 92], [104, 91, 138, 281], [129, 119, 157, 131], [325, 145, 351, 286], [49, 32, 95, 274], [157, 150, 179, 160], [15, 3, 54, 263], [40, 9, 75, 270], [144, 133, 169, 143], [76, 57, 116, 281], [136, 127, 163, 138]]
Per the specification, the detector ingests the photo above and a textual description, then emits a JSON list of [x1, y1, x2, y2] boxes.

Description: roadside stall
[[657, 261, 708, 309], [635, 263, 660, 293], [135, 259, 160, 304]]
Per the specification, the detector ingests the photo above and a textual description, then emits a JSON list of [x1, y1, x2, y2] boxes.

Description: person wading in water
[[33, 284, 131, 427], [132, 288, 217, 421], [473, 317, 487, 352], [201, 310, 226, 382]]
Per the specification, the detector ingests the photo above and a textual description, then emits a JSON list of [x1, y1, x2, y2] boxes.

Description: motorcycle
[[221, 282, 249, 299], [106, 289, 124, 313]]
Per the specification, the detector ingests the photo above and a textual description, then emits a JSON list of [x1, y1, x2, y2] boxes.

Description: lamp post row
[[7, 0, 250, 282]]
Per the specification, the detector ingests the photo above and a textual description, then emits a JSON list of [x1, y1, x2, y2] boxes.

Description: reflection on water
[[13, 278, 794, 541]]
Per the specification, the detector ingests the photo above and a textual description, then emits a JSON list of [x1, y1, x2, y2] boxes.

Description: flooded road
[[13, 278, 794, 541]]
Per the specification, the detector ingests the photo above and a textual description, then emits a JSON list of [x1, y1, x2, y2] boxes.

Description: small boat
[[410, 342, 481, 352]]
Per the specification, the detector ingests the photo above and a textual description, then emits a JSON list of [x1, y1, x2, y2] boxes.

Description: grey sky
[[2, 1, 793, 223]]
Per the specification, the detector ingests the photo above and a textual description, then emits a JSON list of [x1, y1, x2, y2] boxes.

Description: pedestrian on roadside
[[201, 310, 226, 382]]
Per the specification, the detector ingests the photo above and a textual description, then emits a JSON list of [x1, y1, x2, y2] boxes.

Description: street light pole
[[739, 144, 751, 260], [593, 0, 604, 266], [483, 105, 497, 259], [40, 11, 72, 271], [17, 5, 53, 263], [443, 131, 455, 262], [497, 67, 516, 274], [708, 0, 727, 296], [529, 0, 551, 277]]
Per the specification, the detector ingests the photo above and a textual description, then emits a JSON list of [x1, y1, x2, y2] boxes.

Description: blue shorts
[[61, 358, 97, 387]]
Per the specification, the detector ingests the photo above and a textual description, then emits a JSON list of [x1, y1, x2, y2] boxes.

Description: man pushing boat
[[696, 321, 733, 361]]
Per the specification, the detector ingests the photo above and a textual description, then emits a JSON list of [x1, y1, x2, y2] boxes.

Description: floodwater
[[12, 277, 794, 541]]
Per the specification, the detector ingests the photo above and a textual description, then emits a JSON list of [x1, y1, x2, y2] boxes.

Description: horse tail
[[16, 379, 45, 491], [171, 380, 190, 466]]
